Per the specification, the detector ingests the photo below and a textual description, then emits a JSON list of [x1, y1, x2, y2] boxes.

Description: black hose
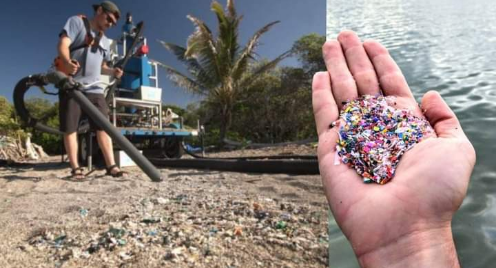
[[182, 144, 317, 160], [149, 157, 320, 175], [13, 74, 89, 135]]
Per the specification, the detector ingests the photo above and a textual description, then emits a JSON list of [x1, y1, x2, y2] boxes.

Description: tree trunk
[[219, 122, 227, 147], [219, 105, 232, 147]]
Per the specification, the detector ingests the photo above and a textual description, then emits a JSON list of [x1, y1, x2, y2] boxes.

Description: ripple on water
[[486, 89, 496, 97], [442, 85, 475, 97], [429, 83, 451, 91], [460, 195, 490, 216], [477, 172, 496, 190], [450, 98, 494, 117], [467, 94, 484, 101], [477, 81, 490, 87], [482, 226, 496, 248]]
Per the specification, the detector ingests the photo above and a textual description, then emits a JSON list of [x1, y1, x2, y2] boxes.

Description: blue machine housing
[[121, 56, 153, 90], [120, 17, 153, 91]]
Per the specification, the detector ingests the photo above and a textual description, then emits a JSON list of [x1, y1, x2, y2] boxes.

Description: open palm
[[312, 31, 476, 262]]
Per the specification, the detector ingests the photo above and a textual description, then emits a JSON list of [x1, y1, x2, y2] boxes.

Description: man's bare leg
[[96, 130, 115, 167], [63, 132, 79, 169], [96, 130, 124, 175]]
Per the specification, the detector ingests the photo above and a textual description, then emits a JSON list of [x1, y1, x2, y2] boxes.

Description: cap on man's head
[[93, 1, 121, 20]]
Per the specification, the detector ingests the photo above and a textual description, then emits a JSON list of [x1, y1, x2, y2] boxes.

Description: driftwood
[[33, 144, 49, 158], [0, 135, 48, 161]]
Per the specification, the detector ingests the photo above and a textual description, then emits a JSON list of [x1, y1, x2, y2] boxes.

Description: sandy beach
[[0, 145, 329, 267]]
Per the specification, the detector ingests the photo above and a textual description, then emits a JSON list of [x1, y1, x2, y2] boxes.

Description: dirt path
[[0, 145, 329, 267]]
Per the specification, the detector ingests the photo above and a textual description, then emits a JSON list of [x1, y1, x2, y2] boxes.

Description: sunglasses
[[104, 11, 117, 26]]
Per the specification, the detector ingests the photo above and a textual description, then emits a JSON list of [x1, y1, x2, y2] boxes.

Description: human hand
[[63, 59, 80, 75], [312, 31, 476, 267], [113, 67, 123, 79]]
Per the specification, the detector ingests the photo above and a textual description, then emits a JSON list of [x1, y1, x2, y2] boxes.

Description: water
[[326, 0, 496, 267]]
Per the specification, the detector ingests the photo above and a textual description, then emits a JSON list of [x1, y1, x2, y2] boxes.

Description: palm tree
[[157, 0, 290, 144]]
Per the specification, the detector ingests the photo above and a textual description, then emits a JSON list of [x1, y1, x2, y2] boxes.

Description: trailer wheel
[[78, 134, 89, 166], [78, 133, 100, 166], [162, 137, 183, 159]]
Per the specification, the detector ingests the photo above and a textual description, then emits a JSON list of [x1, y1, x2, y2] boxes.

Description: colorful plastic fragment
[[333, 95, 434, 184]]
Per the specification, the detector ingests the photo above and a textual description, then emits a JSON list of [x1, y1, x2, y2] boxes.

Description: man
[[57, 1, 126, 179]]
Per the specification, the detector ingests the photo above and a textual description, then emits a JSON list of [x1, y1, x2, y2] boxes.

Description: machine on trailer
[[79, 13, 198, 167]]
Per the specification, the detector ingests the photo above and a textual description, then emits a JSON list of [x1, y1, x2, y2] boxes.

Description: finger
[[312, 72, 339, 136], [322, 40, 358, 109], [363, 40, 413, 98], [421, 91, 466, 139], [338, 31, 381, 96]]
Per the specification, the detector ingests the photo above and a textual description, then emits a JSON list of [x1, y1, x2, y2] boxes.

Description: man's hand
[[101, 62, 123, 78], [113, 67, 123, 79], [63, 59, 80, 75], [312, 30, 476, 267]]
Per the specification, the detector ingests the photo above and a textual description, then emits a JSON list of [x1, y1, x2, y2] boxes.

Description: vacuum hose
[[13, 74, 91, 135], [13, 75, 63, 135]]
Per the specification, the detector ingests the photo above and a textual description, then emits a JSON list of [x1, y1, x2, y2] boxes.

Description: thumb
[[421, 90, 464, 139]]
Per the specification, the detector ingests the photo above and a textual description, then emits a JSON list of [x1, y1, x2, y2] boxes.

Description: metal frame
[[112, 96, 162, 130]]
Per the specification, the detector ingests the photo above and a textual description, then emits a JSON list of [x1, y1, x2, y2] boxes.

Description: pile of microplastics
[[333, 95, 434, 184]]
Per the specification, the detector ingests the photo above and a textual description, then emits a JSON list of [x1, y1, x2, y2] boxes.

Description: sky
[[0, 0, 325, 108]]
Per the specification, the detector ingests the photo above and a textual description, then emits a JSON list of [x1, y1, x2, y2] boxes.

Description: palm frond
[[157, 40, 218, 87], [154, 61, 207, 95], [211, 1, 228, 28], [238, 49, 291, 90], [185, 15, 221, 83], [231, 21, 280, 81], [211, 1, 239, 80], [227, 0, 237, 19]]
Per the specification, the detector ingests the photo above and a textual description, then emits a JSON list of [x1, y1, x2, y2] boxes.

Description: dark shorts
[[59, 92, 109, 133]]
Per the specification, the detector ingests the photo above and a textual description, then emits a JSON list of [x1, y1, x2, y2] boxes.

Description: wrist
[[101, 67, 113, 76], [357, 225, 459, 268], [61, 57, 72, 64]]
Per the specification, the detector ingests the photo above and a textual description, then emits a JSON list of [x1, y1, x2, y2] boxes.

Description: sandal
[[106, 164, 128, 178], [71, 167, 85, 180]]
